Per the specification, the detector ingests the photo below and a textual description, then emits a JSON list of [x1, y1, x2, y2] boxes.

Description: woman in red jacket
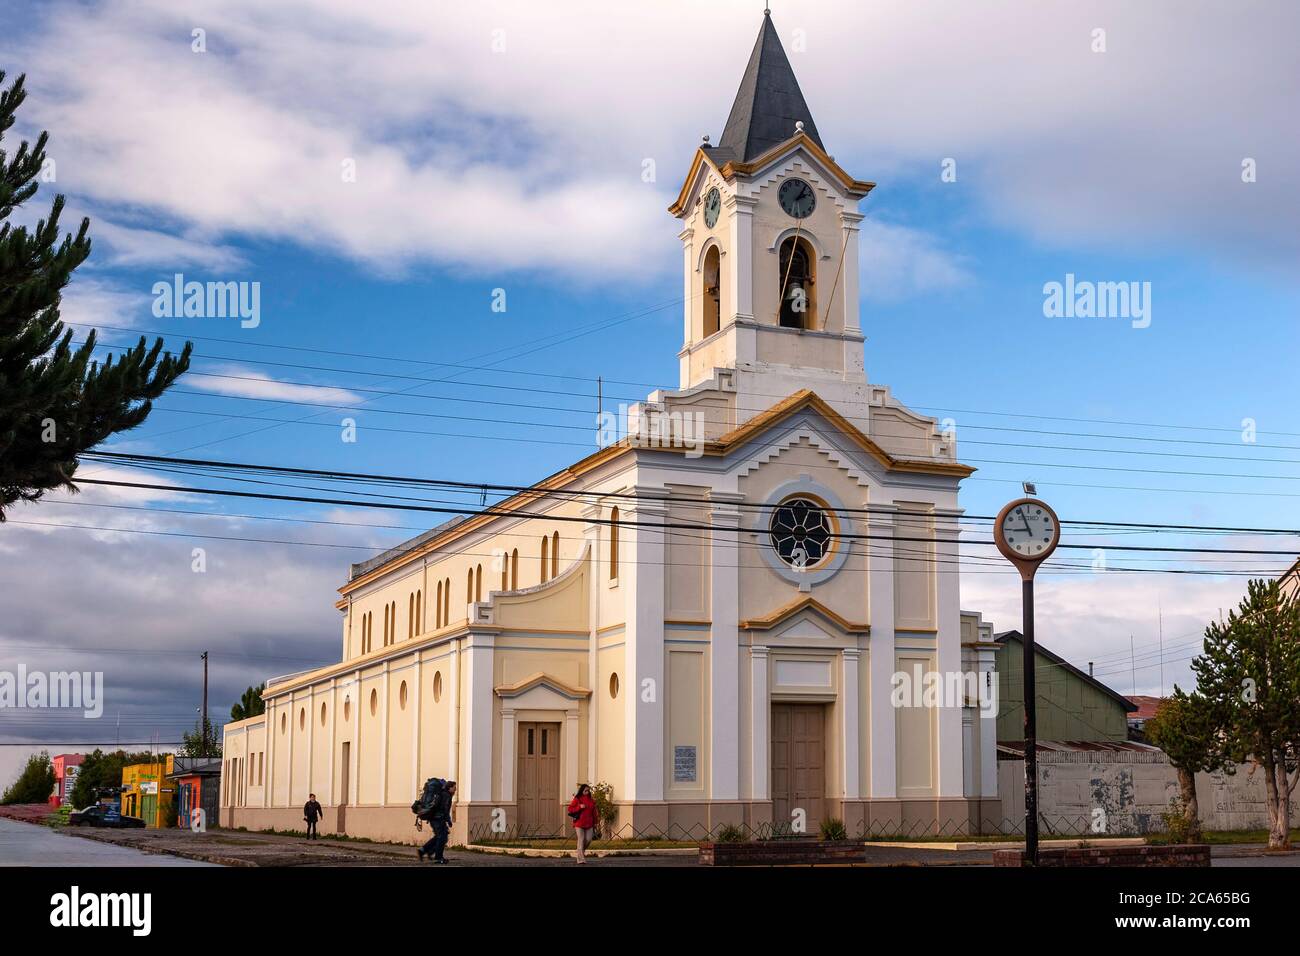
[[567, 784, 599, 864]]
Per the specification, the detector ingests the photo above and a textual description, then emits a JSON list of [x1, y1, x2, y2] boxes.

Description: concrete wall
[[998, 752, 1300, 835]]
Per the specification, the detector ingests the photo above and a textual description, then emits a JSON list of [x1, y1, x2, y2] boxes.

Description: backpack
[[411, 777, 446, 820]]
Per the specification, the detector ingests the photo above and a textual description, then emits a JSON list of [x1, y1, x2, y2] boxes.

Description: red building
[[168, 757, 222, 829], [50, 754, 84, 808]]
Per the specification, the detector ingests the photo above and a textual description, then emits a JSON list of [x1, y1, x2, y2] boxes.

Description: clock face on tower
[[778, 178, 815, 219], [703, 187, 721, 228], [999, 501, 1059, 559]]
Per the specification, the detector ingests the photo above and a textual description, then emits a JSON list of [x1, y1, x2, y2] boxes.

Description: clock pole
[[1022, 573, 1038, 866], [992, 495, 1061, 867]]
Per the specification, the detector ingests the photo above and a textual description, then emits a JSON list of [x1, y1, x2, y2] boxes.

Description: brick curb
[[465, 843, 698, 858]]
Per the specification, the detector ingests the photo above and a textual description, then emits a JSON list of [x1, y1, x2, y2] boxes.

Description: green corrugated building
[[994, 630, 1135, 743]]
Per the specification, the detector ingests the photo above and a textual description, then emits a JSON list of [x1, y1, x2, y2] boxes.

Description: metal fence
[[466, 813, 1126, 844]]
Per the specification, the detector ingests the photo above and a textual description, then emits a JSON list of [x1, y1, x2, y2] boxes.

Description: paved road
[[0, 818, 215, 867], [1211, 845, 1300, 867]]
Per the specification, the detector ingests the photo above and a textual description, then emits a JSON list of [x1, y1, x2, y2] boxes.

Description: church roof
[[337, 390, 970, 599], [705, 11, 823, 166]]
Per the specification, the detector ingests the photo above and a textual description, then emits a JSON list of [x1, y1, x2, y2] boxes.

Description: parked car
[[69, 804, 146, 828]]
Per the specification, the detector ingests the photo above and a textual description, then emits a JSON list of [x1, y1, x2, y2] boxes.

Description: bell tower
[[669, 10, 875, 400]]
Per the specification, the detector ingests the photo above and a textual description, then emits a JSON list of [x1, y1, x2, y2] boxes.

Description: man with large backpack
[[416, 779, 456, 863]]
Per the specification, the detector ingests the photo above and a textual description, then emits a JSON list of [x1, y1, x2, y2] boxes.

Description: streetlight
[[993, 495, 1061, 865]]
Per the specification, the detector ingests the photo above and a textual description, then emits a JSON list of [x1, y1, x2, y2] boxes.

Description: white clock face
[[1001, 502, 1056, 558]]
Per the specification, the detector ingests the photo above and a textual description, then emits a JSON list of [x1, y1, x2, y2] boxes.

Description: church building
[[220, 12, 1001, 843]]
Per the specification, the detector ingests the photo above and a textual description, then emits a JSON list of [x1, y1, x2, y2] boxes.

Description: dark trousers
[[421, 819, 449, 860], [306, 818, 318, 838]]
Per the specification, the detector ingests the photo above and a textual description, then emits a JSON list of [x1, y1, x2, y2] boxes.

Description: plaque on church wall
[[673, 745, 697, 783]]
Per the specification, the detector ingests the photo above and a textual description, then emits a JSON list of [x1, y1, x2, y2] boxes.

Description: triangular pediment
[[720, 390, 973, 479], [740, 596, 869, 635], [669, 134, 872, 218], [494, 672, 590, 702]]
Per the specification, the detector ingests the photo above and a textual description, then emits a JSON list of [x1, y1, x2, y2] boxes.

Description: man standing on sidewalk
[[303, 794, 323, 840]]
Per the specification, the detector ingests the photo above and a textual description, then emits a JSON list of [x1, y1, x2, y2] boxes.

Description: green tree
[[1, 750, 54, 804], [230, 683, 265, 721], [1191, 579, 1300, 849], [0, 71, 191, 518], [67, 749, 156, 809], [1145, 690, 1220, 842], [181, 720, 222, 758]]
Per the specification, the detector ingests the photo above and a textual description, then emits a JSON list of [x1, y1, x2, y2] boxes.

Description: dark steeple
[[710, 11, 824, 165]]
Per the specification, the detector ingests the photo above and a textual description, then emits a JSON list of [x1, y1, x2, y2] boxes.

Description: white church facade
[[221, 12, 1001, 843]]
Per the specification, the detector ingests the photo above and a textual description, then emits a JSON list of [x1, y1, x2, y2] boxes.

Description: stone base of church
[[607, 796, 1004, 839], [837, 797, 1005, 837], [221, 795, 1005, 846]]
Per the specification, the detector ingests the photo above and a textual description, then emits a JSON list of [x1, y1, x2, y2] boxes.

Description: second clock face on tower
[[778, 178, 816, 219], [703, 187, 721, 228]]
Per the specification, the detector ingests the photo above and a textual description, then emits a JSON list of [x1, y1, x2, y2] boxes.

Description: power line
[[80, 451, 1300, 544], [12, 513, 1287, 579], [149, 384, 1300, 465], [68, 322, 1300, 442]]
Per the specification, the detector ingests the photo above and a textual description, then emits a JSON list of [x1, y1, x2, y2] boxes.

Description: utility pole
[[1130, 635, 1137, 696], [201, 652, 209, 757], [1157, 605, 1165, 697]]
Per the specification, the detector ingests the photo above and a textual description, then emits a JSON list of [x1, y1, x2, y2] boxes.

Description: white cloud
[[6, 0, 1290, 284], [186, 363, 362, 405], [858, 219, 972, 302], [58, 279, 151, 336], [962, 561, 1264, 699], [91, 219, 246, 271], [0, 508, 354, 743]]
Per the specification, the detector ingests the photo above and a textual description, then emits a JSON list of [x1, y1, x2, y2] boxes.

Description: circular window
[[433, 671, 443, 703], [320, 702, 327, 727], [369, 688, 378, 717], [299, 707, 305, 731], [343, 697, 351, 722], [769, 497, 833, 568], [609, 673, 620, 699], [399, 680, 408, 710]]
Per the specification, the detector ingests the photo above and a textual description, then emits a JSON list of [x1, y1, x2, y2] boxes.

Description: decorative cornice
[[338, 392, 968, 595], [714, 390, 975, 478], [668, 134, 874, 218], [494, 672, 591, 701], [740, 596, 870, 635]]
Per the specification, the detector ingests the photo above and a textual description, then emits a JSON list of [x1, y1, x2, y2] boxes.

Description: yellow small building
[[121, 755, 175, 827]]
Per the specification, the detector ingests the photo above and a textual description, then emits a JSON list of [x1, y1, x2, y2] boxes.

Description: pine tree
[[1191, 579, 1300, 849], [1144, 690, 1220, 842], [230, 683, 266, 721], [0, 71, 191, 518], [0, 750, 55, 804]]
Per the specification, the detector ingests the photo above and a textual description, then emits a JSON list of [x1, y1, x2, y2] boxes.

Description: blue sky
[[1, 0, 1297, 747]]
